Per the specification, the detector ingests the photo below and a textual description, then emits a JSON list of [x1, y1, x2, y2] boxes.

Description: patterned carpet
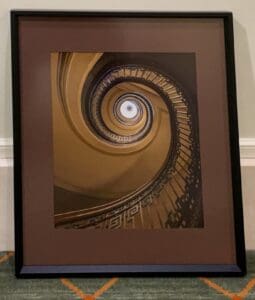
[[0, 252, 255, 299]]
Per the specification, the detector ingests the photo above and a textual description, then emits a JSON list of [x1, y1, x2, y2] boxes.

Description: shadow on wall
[[0, 167, 14, 251], [0, 11, 14, 251], [234, 19, 255, 137], [241, 166, 255, 249], [2, 11, 12, 138]]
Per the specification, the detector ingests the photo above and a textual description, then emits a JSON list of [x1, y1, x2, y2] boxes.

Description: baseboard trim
[[239, 138, 255, 166], [1, 137, 255, 167], [0, 138, 13, 167]]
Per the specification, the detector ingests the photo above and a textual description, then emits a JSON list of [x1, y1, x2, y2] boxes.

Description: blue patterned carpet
[[0, 251, 254, 299]]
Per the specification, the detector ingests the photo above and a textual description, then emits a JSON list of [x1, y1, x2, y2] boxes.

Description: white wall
[[0, 0, 255, 250]]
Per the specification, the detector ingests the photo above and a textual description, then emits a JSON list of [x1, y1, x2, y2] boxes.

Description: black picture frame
[[11, 10, 246, 278]]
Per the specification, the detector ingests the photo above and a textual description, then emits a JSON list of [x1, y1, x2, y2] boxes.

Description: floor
[[0, 251, 254, 299]]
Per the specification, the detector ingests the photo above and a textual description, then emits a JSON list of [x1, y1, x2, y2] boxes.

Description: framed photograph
[[11, 11, 246, 277]]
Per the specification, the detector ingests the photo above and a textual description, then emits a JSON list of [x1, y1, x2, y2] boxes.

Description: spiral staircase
[[51, 52, 203, 229]]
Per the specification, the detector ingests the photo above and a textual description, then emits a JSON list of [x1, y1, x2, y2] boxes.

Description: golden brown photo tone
[[51, 52, 203, 229]]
